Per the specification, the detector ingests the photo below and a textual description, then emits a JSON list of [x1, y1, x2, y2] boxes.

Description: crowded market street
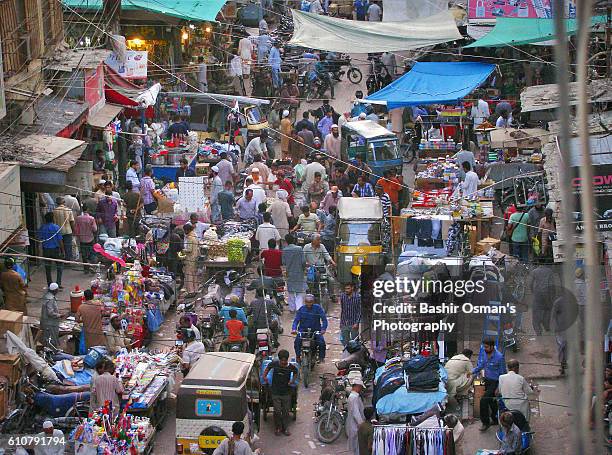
[[0, 1, 608, 455]]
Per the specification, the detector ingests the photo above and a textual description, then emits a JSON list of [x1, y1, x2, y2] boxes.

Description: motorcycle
[[335, 338, 378, 388], [306, 264, 332, 313], [1, 375, 90, 434], [314, 373, 348, 443], [329, 55, 363, 84], [366, 55, 392, 95], [304, 71, 332, 103], [255, 328, 273, 360], [298, 329, 320, 388]]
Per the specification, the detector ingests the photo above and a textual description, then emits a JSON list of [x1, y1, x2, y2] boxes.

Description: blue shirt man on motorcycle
[[291, 294, 328, 363]]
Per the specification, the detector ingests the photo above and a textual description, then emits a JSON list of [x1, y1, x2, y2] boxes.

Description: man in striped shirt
[[351, 175, 375, 198], [375, 184, 392, 218], [340, 282, 361, 346]]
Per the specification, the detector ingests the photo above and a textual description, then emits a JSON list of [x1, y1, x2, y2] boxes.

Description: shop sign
[[84, 63, 105, 116], [572, 163, 612, 232], [468, 0, 576, 22], [0, 39, 6, 120], [106, 50, 148, 79]]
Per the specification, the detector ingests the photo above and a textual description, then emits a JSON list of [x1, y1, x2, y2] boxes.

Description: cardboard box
[[0, 354, 20, 385], [476, 237, 501, 255], [0, 310, 23, 337]]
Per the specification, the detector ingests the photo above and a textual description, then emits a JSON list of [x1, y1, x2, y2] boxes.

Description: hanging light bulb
[[182, 31, 189, 40]]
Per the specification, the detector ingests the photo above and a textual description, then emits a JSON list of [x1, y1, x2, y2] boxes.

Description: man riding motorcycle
[[303, 234, 335, 299], [292, 294, 328, 363], [247, 288, 282, 349], [312, 54, 335, 99]]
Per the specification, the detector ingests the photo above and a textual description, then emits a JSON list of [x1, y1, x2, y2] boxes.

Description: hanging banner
[[105, 50, 148, 80], [84, 63, 105, 115], [467, 0, 576, 22]]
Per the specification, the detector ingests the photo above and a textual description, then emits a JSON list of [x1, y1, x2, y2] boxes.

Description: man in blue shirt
[[354, 0, 369, 20], [472, 338, 507, 431], [292, 294, 328, 363], [268, 41, 282, 90], [218, 295, 248, 336], [38, 212, 65, 288]]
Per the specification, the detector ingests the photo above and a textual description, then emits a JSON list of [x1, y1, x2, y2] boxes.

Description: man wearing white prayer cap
[[35, 420, 65, 455]]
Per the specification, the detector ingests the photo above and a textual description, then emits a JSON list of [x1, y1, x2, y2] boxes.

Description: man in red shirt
[[221, 309, 247, 351], [275, 170, 295, 207], [261, 239, 283, 277]]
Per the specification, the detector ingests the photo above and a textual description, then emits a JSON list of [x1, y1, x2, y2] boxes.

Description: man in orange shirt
[[221, 309, 247, 351], [377, 169, 402, 214]]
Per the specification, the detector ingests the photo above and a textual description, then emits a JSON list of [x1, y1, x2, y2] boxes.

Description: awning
[[465, 15, 606, 48], [87, 103, 124, 128], [520, 78, 612, 112], [366, 62, 496, 109], [467, 24, 557, 46], [62, 0, 226, 22], [289, 10, 461, 53], [13, 134, 87, 192]]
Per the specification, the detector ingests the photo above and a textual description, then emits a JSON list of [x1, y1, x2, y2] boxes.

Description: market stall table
[[116, 350, 179, 429]]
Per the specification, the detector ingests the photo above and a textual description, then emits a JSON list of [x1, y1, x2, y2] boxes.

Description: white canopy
[[337, 197, 383, 220], [289, 10, 462, 53]]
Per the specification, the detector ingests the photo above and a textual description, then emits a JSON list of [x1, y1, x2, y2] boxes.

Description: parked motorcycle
[[314, 373, 348, 443], [366, 55, 392, 95], [335, 338, 378, 387], [1, 375, 90, 434]]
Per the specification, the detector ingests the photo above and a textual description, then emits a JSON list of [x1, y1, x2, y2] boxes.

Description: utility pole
[[552, 0, 580, 452], [576, 0, 604, 451]]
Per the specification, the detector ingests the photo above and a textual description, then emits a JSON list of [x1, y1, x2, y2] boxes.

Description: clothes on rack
[[373, 426, 455, 455]]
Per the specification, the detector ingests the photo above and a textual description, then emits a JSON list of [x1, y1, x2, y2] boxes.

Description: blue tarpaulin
[[366, 62, 496, 109]]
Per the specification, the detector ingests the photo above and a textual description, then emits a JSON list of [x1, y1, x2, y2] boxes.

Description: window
[[370, 140, 399, 161], [339, 222, 381, 246]]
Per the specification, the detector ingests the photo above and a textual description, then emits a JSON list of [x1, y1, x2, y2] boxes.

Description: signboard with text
[[572, 136, 612, 233], [468, 0, 576, 22], [105, 50, 148, 80]]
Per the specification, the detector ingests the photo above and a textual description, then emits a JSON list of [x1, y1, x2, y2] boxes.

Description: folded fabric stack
[[402, 355, 440, 392]]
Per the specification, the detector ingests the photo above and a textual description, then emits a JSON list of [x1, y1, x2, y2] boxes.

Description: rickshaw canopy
[[337, 197, 383, 220], [183, 352, 256, 388], [341, 120, 396, 140]]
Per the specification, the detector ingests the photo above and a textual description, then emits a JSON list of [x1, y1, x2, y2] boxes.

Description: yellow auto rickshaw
[[176, 352, 260, 454], [335, 197, 386, 283]]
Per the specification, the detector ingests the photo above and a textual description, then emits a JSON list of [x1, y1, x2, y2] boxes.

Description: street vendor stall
[[115, 349, 179, 428], [90, 262, 176, 347], [70, 408, 156, 454], [199, 220, 255, 277]]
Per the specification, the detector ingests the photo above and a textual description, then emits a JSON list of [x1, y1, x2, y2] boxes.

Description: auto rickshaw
[[176, 352, 260, 454], [335, 197, 386, 284], [340, 120, 403, 184]]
